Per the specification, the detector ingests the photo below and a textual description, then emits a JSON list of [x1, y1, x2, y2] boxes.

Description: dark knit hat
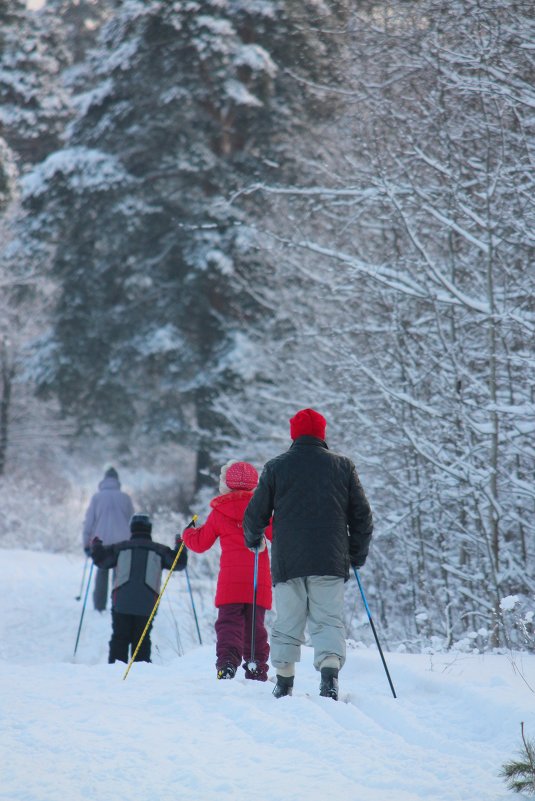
[[225, 461, 259, 491], [104, 466, 119, 480], [130, 514, 152, 536], [289, 408, 327, 440]]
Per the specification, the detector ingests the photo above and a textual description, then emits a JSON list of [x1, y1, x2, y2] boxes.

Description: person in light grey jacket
[[82, 467, 134, 611]]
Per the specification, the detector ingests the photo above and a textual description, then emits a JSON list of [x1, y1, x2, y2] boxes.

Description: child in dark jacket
[[91, 513, 187, 664], [181, 461, 272, 681]]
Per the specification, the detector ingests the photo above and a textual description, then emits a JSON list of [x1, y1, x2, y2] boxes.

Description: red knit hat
[[289, 408, 327, 440], [225, 461, 259, 491]]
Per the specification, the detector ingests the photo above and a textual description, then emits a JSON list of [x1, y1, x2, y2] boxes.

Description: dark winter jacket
[[91, 531, 187, 616], [243, 436, 373, 585], [82, 476, 134, 549]]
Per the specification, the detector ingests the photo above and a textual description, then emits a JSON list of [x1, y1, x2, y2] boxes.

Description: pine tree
[[19, 0, 351, 483], [501, 723, 535, 795], [43, 0, 115, 64], [0, 2, 76, 477], [0, 0, 71, 165]]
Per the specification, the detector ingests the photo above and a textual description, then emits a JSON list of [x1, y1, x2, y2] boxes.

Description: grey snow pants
[[270, 575, 346, 672], [93, 567, 110, 611]]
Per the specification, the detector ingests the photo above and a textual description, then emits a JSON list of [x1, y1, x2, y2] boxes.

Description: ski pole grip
[[353, 566, 372, 618], [185, 514, 198, 530]]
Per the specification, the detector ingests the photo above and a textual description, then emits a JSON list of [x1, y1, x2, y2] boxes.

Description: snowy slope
[[1, 549, 533, 801]]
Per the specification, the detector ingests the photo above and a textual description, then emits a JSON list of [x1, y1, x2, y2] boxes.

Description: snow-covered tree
[[0, 0, 76, 479], [19, 0, 352, 490], [0, 0, 71, 165], [43, 0, 115, 65], [223, 0, 535, 650]]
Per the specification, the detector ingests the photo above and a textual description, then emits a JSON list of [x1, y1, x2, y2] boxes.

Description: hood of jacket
[[210, 490, 254, 521], [98, 476, 121, 491]]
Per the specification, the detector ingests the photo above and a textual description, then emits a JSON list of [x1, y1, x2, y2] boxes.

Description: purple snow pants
[[215, 603, 270, 681]]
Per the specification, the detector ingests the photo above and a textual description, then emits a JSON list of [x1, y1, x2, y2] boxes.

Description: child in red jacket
[[182, 460, 272, 681]]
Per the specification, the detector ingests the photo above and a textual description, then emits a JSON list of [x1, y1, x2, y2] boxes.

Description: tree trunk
[[0, 339, 14, 476]]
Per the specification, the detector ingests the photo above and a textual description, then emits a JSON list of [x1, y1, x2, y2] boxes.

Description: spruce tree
[[502, 723, 535, 795], [20, 0, 351, 481], [0, 0, 70, 165]]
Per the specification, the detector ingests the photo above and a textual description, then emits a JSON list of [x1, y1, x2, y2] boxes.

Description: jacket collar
[[130, 531, 153, 541], [290, 435, 328, 449], [211, 490, 254, 509]]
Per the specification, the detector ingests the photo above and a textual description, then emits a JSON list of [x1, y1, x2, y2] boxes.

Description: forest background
[[0, 0, 533, 656]]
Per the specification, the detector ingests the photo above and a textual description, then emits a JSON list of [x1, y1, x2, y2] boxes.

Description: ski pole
[[73, 560, 94, 656], [353, 566, 397, 699], [181, 514, 202, 644], [123, 515, 197, 680], [75, 555, 89, 601], [185, 566, 202, 645], [247, 545, 260, 673]]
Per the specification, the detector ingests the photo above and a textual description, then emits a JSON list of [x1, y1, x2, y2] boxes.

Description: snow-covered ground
[[1, 548, 533, 801]]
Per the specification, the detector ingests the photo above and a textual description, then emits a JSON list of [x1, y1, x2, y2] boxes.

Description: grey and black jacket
[[91, 532, 187, 616], [244, 436, 373, 585]]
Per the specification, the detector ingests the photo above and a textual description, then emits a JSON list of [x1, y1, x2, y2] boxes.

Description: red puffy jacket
[[182, 490, 272, 609]]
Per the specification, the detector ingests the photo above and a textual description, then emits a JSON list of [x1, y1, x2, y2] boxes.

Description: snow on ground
[[1, 549, 533, 801]]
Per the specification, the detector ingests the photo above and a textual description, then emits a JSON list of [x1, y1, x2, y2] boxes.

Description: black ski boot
[[272, 674, 294, 698], [217, 663, 237, 680], [319, 667, 339, 700]]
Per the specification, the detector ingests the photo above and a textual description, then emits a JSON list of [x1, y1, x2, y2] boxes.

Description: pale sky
[[27, 0, 46, 9]]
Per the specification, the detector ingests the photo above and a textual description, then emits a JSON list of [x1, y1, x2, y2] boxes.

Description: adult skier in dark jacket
[[91, 513, 187, 663], [244, 408, 373, 700]]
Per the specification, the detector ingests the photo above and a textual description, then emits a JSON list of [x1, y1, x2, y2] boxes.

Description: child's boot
[[217, 662, 237, 680]]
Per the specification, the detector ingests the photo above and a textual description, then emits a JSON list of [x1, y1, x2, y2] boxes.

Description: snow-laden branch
[[228, 182, 381, 203], [286, 235, 491, 313], [382, 185, 491, 314]]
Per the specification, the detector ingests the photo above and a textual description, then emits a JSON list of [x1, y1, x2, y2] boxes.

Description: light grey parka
[[82, 475, 134, 550]]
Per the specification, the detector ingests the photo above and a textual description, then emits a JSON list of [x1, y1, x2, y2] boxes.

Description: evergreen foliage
[[0, 0, 71, 165], [501, 723, 535, 796], [44, 0, 115, 64], [20, 0, 350, 477]]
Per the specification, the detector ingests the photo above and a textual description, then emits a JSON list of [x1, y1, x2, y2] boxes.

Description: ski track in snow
[[1, 549, 533, 801]]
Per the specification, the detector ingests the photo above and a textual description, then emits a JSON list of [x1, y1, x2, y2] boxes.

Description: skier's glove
[[350, 557, 365, 569], [175, 534, 184, 549], [84, 546, 91, 556], [248, 537, 266, 554]]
